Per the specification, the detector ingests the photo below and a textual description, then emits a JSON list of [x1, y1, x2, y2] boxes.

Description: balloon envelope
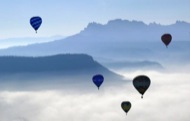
[[92, 74, 104, 89], [121, 101, 131, 114], [30, 16, 42, 33], [161, 33, 172, 47], [133, 75, 151, 98]]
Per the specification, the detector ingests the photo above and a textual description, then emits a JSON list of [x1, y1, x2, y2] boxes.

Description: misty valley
[[0, 19, 189, 121]]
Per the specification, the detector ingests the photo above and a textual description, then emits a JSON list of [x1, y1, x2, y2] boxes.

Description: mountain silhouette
[[0, 54, 125, 90], [81, 19, 190, 41], [0, 19, 189, 55], [0, 19, 189, 65]]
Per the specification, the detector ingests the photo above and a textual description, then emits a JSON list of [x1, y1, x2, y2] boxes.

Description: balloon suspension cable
[[126, 113, 128, 115], [98, 87, 99, 90], [36, 31, 37, 34], [141, 95, 143, 99]]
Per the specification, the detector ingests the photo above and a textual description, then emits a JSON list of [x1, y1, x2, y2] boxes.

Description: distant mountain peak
[[176, 20, 187, 23], [107, 19, 146, 26], [81, 19, 147, 35], [175, 20, 190, 25], [86, 22, 103, 27], [85, 19, 147, 28], [84, 19, 190, 31], [107, 19, 129, 24], [0, 19, 189, 57]]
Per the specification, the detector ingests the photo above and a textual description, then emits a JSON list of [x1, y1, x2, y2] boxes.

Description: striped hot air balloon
[[30, 16, 42, 33]]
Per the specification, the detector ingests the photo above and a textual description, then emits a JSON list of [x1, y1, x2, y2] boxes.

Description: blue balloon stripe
[[31, 23, 41, 30], [31, 20, 42, 25], [30, 21, 41, 25], [32, 25, 40, 29], [30, 19, 42, 23], [31, 21, 42, 26], [31, 21, 42, 27]]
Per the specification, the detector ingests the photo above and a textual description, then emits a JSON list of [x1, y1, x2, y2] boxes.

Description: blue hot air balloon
[[92, 74, 104, 90], [30, 16, 42, 33]]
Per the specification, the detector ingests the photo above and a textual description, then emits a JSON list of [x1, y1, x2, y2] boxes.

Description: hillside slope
[[0, 54, 125, 90]]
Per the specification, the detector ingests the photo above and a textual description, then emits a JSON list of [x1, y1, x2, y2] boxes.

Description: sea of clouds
[[0, 68, 190, 121]]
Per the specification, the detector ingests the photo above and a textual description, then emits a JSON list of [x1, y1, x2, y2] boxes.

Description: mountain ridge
[[0, 19, 189, 65], [0, 54, 125, 90], [79, 19, 190, 41], [0, 54, 108, 73]]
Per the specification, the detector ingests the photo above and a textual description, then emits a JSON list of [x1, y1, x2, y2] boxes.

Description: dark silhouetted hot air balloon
[[92, 74, 104, 90], [161, 33, 172, 48], [30, 16, 42, 33], [121, 101, 131, 115], [133, 75, 151, 99]]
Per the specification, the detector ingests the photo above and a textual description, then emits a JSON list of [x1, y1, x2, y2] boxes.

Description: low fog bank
[[0, 68, 189, 121], [102, 60, 164, 72], [103, 59, 190, 74]]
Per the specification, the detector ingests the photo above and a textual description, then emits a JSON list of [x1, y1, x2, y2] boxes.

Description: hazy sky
[[0, 0, 190, 39]]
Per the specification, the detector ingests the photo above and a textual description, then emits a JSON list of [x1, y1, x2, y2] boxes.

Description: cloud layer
[[0, 70, 190, 121]]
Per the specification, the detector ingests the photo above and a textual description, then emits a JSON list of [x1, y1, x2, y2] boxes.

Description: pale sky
[[0, 0, 190, 39]]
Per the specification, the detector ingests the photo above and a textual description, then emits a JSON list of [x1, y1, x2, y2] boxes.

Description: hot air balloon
[[30, 16, 42, 33], [121, 101, 131, 115], [92, 74, 104, 90], [133, 75, 151, 99], [161, 33, 172, 48]]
